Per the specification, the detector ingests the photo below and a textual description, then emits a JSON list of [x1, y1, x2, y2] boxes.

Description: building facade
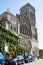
[[0, 9, 19, 35], [0, 3, 39, 56], [18, 3, 39, 56]]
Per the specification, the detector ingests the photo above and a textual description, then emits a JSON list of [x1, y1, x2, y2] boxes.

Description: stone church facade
[[19, 3, 39, 56], [0, 3, 39, 56]]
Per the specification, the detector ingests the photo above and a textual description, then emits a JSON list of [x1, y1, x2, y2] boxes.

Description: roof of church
[[20, 3, 35, 11], [1, 9, 15, 17]]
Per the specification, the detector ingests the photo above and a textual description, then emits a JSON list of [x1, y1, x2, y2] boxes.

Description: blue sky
[[0, 0, 43, 49]]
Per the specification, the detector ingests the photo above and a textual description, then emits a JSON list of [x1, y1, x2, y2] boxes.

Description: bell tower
[[19, 3, 39, 56], [20, 3, 37, 41]]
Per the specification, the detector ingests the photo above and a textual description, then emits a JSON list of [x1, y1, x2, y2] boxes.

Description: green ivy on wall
[[0, 24, 25, 59]]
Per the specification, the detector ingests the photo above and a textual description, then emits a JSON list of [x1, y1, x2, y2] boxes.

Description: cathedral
[[0, 3, 39, 56]]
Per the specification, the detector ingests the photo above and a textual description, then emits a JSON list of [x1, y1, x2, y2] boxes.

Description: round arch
[[32, 46, 39, 56]]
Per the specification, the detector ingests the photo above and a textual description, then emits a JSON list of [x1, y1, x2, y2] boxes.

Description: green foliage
[[0, 24, 25, 59], [0, 24, 18, 39], [16, 45, 25, 56], [9, 43, 16, 57], [0, 24, 18, 45]]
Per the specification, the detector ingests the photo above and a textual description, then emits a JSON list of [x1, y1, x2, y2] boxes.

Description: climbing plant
[[0, 24, 25, 59]]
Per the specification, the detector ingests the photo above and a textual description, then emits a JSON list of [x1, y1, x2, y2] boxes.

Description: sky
[[0, 0, 43, 49]]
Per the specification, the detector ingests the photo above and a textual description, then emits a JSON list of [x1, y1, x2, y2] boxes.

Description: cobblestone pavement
[[24, 59, 43, 65]]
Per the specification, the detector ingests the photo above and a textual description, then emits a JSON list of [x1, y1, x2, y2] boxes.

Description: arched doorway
[[32, 46, 39, 56], [19, 36, 32, 55]]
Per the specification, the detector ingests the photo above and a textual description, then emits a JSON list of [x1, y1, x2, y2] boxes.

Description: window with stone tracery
[[30, 12, 35, 21]]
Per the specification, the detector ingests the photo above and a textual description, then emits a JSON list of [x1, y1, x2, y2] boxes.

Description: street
[[24, 59, 43, 65]]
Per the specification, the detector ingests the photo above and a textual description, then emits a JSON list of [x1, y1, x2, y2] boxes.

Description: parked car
[[5, 55, 24, 65], [0, 52, 5, 65], [5, 59, 17, 65], [24, 55, 32, 63], [16, 55, 24, 65], [12, 55, 24, 65], [24, 54, 35, 63]]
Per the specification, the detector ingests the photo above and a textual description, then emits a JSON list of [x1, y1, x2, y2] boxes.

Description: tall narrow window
[[14, 27, 16, 32], [6, 22, 11, 30], [30, 13, 35, 21]]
